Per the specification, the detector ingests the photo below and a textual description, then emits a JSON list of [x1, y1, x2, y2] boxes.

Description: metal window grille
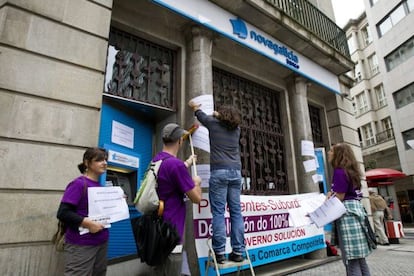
[[104, 28, 176, 109], [213, 68, 288, 195]]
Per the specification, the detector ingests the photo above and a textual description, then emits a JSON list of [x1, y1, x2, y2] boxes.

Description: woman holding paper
[[57, 147, 109, 275], [327, 143, 372, 276]]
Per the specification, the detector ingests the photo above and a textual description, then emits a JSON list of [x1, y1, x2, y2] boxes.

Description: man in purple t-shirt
[[152, 123, 202, 275]]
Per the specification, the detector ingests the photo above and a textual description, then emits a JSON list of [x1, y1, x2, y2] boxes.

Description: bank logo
[[230, 18, 248, 39], [229, 17, 300, 69]]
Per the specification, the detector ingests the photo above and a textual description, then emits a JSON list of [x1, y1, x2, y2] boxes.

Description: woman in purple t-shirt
[[57, 147, 109, 275], [327, 143, 372, 276]]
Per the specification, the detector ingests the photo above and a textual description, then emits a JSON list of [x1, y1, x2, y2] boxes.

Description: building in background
[[343, 0, 414, 222], [0, 0, 361, 274]]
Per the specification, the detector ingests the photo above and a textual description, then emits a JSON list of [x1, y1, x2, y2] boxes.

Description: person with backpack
[[152, 123, 202, 275], [56, 147, 109, 275]]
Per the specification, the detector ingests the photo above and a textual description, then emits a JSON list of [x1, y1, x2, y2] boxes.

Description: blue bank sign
[[230, 18, 300, 69], [153, 0, 340, 94]]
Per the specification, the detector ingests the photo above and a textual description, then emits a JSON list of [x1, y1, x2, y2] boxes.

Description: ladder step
[[208, 259, 251, 269]]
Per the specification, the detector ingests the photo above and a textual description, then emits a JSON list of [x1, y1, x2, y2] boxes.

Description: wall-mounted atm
[[100, 145, 141, 259], [98, 100, 154, 260]]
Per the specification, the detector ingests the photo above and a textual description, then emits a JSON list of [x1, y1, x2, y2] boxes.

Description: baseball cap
[[162, 123, 188, 142]]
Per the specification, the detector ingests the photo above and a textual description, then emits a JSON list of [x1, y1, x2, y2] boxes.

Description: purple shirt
[[153, 152, 195, 242], [331, 168, 360, 200], [61, 176, 109, 246]]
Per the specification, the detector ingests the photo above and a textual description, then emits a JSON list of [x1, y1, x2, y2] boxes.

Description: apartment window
[[402, 128, 414, 149], [390, 5, 405, 25], [362, 123, 375, 147], [361, 25, 373, 46], [356, 92, 369, 114], [393, 82, 414, 109], [379, 18, 392, 36], [347, 35, 357, 54], [385, 36, 414, 71], [378, 1, 413, 37], [368, 53, 379, 76], [375, 84, 387, 107], [409, 0, 414, 12], [376, 117, 394, 143], [382, 117, 393, 131], [382, 117, 393, 137]]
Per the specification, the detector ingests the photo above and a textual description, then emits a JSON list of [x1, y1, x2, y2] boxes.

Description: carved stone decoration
[[105, 28, 175, 109], [213, 68, 288, 195]]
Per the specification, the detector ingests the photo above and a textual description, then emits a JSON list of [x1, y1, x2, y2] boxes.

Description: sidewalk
[[252, 225, 414, 276]]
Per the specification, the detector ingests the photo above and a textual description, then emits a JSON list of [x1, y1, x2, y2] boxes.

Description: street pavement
[[287, 227, 414, 275], [252, 225, 414, 276]]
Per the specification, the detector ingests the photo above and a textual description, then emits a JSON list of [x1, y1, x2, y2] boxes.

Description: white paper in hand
[[88, 186, 129, 223], [308, 196, 346, 228]]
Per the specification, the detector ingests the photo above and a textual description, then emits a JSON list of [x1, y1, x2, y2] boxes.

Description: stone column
[[287, 75, 326, 259], [184, 25, 214, 276], [287, 76, 318, 193]]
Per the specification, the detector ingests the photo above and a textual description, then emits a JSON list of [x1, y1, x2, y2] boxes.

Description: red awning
[[365, 168, 406, 181]]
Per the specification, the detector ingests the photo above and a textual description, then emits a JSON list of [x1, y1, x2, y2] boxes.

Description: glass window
[[379, 18, 392, 36], [368, 53, 379, 76], [381, 117, 392, 131], [376, 117, 394, 143], [356, 92, 369, 114], [361, 25, 372, 46], [408, 0, 414, 12], [393, 82, 414, 109], [402, 128, 414, 149], [362, 123, 375, 147], [386, 50, 400, 71], [386, 37, 414, 71], [390, 5, 406, 26], [404, 39, 414, 59], [375, 84, 387, 107]]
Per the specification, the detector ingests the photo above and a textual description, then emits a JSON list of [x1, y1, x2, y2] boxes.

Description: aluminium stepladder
[[205, 238, 255, 276]]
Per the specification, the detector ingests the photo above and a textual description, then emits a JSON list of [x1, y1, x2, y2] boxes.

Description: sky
[[331, 0, 366, 27]]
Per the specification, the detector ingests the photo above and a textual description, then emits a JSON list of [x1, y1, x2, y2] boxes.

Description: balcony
[[362, 129, 395, 150], [376, 129, 394, 144], [264, 0, 349, 57], [210, 0, 354, 74]]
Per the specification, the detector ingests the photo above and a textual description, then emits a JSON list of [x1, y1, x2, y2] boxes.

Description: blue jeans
[[209, 169, 245, 255]]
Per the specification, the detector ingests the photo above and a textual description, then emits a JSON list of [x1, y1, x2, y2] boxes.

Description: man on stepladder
[[189, 101, 245, 264]]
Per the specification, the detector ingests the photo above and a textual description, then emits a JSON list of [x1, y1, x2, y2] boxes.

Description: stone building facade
[[0, 0, 364, 274]]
